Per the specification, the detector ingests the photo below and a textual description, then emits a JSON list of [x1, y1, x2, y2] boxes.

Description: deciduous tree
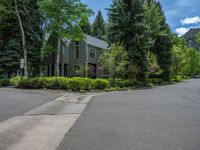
[[38, 0, 92, 76], [99, 43, 130, 78]]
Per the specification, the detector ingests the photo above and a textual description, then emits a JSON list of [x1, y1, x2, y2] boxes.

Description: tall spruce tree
[[144, 0, 163, 51], [92, 11, 106, 40], [153, 2, 172, 81], [108, 0, 149, 80], [0, 0, 21, 76]]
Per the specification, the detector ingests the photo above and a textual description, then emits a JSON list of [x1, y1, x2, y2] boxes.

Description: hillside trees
[[171, 39, 188, 79], [171, 35, 200, 79], [187, 48, 200, 75], [197, 32, 200, 43]]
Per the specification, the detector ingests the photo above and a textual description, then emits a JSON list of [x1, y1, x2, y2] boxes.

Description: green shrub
[[147, 78, 163, 84], [45, 77, 65, 89], [10, 77, 112, 92], [93, 79, 110, 90], [15, 78, 34, 89], [68, 77, 87, 91], [108, 78, 137, 88], [10, 77, 22, 88], [82, 78, 94, 91], [171, 75, 188, 82], [0, 78, 10, 87]]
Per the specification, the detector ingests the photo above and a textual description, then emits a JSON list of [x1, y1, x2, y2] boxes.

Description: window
[[89, 48, 96, 58], [75, 41, 80, 59]]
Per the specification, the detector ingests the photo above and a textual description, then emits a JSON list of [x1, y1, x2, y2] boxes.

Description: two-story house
[[47, 34, 109, 78]]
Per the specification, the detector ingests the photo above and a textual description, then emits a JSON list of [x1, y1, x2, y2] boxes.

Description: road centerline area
[[57, 79, 200, 150]]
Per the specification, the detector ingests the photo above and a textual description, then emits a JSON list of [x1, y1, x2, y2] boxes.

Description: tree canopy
[[100, 43, 129, 78]]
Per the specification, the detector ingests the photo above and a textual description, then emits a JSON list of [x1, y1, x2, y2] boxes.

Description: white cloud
[[175, 27, 190, 36], [181, 17, 200, 25]]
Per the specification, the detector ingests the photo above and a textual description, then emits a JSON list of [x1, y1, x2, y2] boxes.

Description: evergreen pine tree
[[108, 0, 149, 80], [144, 0, 163, 51], [153, 2, 172, 81], [92, 11, 106, 40], [0, 0, 21, 76]]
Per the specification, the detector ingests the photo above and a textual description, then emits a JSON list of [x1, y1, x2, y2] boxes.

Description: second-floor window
[[89, 48, 96, 58], [75, 41, 80, 59]]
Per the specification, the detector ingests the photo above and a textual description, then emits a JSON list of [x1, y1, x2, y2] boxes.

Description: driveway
[[57, 79, 200, 150], [0, 88, 64, 122]]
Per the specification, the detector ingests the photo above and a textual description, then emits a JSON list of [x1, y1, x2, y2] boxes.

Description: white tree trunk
[[56, 36, 61, 76], [15, 0, 28, 77], [85, 44, 88, 77]]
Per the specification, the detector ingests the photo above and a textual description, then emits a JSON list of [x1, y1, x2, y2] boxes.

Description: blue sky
[[81, 0, 200, 36]]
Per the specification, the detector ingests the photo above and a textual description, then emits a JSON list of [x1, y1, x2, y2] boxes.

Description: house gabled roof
[[85, 34, 109, 49]]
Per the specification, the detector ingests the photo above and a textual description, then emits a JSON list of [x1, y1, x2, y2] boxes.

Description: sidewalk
[[0, 92, 96, 150]]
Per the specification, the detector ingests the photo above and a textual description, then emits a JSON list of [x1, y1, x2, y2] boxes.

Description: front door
[[88, 64, 96, 78]]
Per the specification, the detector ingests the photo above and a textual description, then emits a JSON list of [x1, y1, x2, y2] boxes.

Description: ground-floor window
[[48, 64, 68, 77], [88, 63, 96, 78]]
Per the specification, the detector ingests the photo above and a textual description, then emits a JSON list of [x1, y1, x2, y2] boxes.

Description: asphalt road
[[0, 88, 64, 122], [58, 79, 200, 150]]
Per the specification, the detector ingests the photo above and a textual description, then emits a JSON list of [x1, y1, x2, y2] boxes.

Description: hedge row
[[0, 78, 10, 87], [107, 78, 138, 88], [10, 77, 110, 91], [9, 77, 141, 91], [1, 76, 169, 91]]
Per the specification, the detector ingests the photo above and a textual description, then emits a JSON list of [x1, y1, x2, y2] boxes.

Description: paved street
[[58, 79, 200, 150], [0, 88, 93, 150], [0, 88, 64, 122]]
